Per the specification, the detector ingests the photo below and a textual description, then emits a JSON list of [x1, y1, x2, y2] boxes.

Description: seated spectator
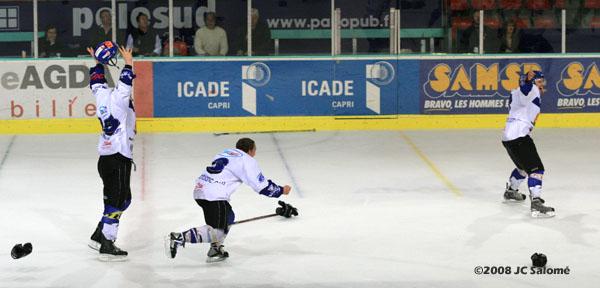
[[126, 12, 162, 56], [88, 9, 124, 48], [499, 20, 520, 53], [459, 10, 500, 53], [235, 8, 273, 56], [39, 25, 65, 57], [194, 12, 228, 56]]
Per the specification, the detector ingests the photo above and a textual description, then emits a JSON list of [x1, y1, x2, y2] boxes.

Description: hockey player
[[502, 70, 555, 218], [86, 42, 137, 260], [167, 138, 293, 262]]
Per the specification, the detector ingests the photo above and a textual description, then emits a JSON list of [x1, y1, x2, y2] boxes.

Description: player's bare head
[[236, 138, 256, 156]]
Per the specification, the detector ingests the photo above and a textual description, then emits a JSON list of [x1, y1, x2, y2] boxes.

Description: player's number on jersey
[[207, 158, 229, 174], [98, 115, 121, 136]]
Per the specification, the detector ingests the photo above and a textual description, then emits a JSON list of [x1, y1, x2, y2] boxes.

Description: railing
[[0, 0, 598, 57]]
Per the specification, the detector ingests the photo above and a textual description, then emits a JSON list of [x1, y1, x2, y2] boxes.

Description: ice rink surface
[[1, 129, 599, 288]]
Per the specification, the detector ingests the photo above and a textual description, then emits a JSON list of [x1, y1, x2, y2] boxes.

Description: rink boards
[[1, 55, 600, 133]]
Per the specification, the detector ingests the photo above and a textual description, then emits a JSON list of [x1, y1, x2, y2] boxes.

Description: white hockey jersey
[[193, 148, 284, 201], [502, 82, 541, 142], [90, 64, 136, 159]]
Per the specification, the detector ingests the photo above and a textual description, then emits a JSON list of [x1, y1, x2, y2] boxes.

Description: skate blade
[[531, 210, 556, 218], [503, 194, 526, 202], [98, 254, 128, 262], [206, 256, 228, 263], [163, 235, 175, 259], [503, 198, 526, 204], [88, 241, 100, 251]]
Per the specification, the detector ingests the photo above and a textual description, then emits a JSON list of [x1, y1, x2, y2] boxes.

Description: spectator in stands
[[499, 20, 520, 53], [460, 10, 500, 53], [126, 12, 162, 56], [236, 8, 273, 56], [88, 9, 124, 48], [194, 12, 228, 56], [39, 25, 66, 57]]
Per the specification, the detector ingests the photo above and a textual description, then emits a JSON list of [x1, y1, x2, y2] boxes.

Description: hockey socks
[[182, 225, 226, 244], [509, 168, 527, 191], [528, 170, 544, 198]]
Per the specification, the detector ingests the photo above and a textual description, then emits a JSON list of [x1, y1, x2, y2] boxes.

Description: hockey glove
[[11, 243, 32, 259], [275, 201, 298, 218]]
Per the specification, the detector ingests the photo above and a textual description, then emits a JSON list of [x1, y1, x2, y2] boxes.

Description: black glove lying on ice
[[276, 201, 298, 218]]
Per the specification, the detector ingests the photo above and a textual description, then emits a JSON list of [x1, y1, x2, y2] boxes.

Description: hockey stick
[[231, 201, 298, 226], [230, 213, 278, 225], [213, 129, 316, 136]]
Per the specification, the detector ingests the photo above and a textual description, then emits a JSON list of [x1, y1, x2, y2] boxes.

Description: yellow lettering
[[451, 66, 473, 91], [430, 64, 451, 93], [476, 63, 498, 90], [502, 63, 521, 91], [584, 64, 600, 89], [563, 62, 584, 90]]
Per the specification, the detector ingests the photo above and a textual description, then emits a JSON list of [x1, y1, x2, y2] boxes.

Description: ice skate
[[206, 243, 228, 263], [99, 234, 128, 261], [503, 183, 526, 202], [88, 222, 102, 251], [165, 232, 184, 259], [530, 197, 555, 218]]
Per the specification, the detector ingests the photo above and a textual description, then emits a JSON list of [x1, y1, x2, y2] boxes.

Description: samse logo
[[423, 62, 541, 99], [556, 62, 600, 97]]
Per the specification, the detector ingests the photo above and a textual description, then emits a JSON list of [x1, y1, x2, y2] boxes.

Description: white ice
[[0, 129, 599, 288]]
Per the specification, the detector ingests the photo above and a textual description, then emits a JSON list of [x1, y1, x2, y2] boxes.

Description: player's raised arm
[[118, 46, 133, 66], [114, 45, 136, 102], [88, 46, 107, 90], [519, 70, 535, 96], [86, 47, 99, 64]]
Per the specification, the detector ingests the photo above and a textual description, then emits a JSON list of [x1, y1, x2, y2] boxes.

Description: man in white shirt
[[502, 70, 555, 218], [167, 138, 292, 262], [86, 42, 137, 260], [194, 12, 228, 56]]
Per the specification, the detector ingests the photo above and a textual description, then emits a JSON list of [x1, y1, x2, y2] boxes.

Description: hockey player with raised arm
[[502, 70, 555, 218], [167, 138, 293, 262], [86, 42, 137, 260]]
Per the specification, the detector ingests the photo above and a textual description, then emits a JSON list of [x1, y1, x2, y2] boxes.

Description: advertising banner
[[419, 58, 600, 114], [153, 59, 403, 117], [0, 59, 118, 119]]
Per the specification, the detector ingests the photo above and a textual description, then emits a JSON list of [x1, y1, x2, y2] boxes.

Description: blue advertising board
[[419, 58, 600, 114], [153, 59, 420, 117]]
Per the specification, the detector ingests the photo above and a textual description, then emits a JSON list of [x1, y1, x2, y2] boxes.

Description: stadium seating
[[534, 15, 557, 28], [590, 17, 600, 28], [553, 0, 566, 8], [484, 16, 503, 29], [526, 0, 551, 10], [452, 17, 473, 29], [500, 0, 522, 9], [472, 0, 497, 10], [584, 0, 600, 9], [451, 0, 470, 10]]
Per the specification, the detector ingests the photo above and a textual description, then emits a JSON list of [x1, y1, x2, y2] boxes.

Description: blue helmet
[[531, 70, 544, 82], [94, 41, 118, 66]]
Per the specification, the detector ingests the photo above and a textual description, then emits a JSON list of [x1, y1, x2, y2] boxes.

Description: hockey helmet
[[94, 41, 118, 66], [530, 70, 546, 87]]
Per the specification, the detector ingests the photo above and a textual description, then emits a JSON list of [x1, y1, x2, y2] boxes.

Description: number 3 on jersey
[[207, 158, 229, 174]]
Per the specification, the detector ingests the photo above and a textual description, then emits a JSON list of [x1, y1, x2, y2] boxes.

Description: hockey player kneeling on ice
[[501, 70, 555, 218], [86, 42, 137, 261], [167, 138, 292, 262]]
